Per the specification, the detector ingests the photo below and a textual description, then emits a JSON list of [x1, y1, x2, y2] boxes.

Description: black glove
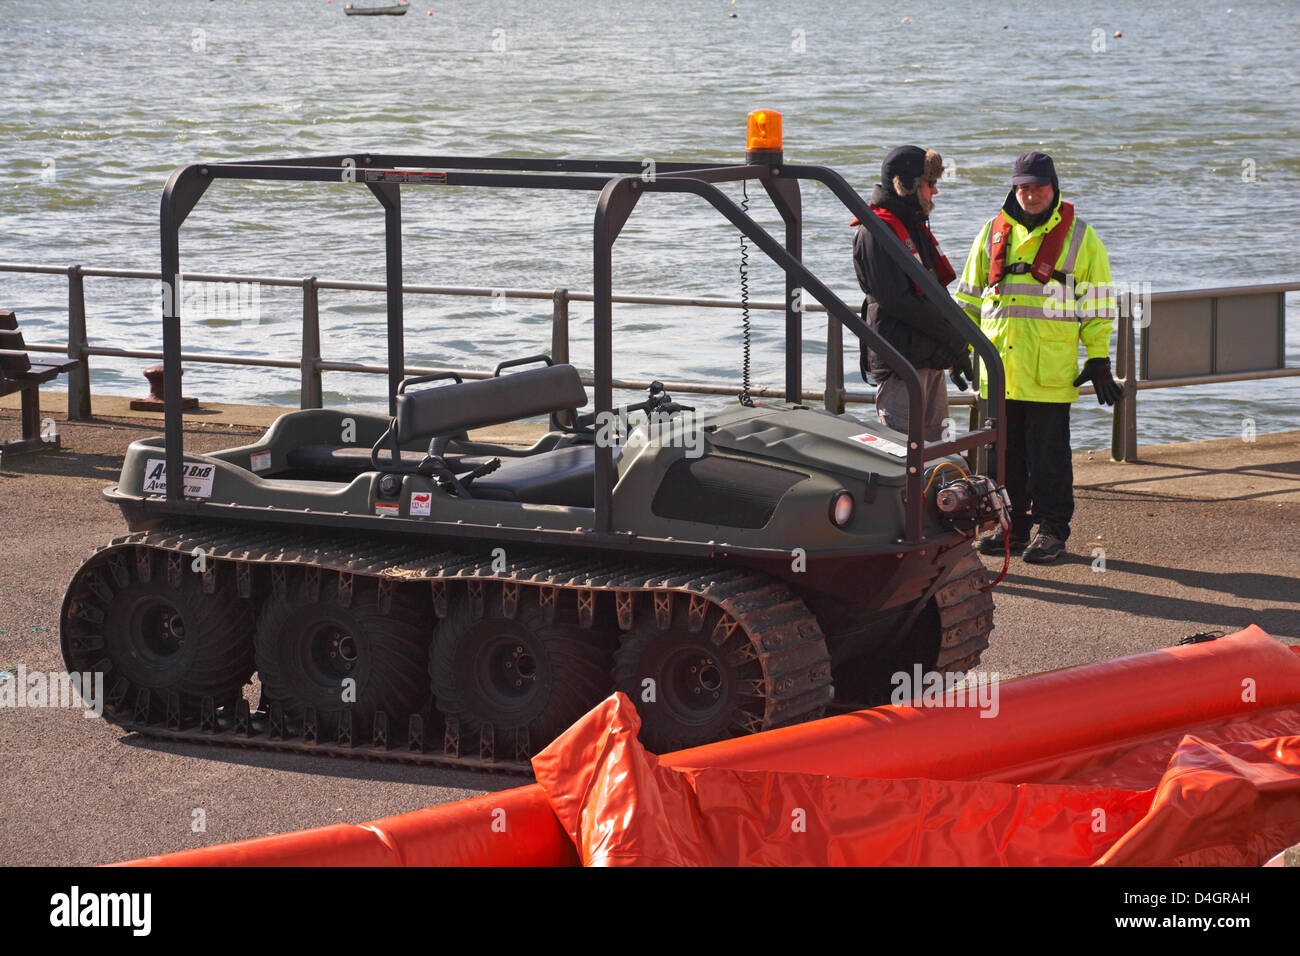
[[949, 353, 974, 392], [1072, 357, 1122, 406]]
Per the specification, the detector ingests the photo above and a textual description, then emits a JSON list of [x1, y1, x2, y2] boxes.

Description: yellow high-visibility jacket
[[954, 196, 1116, 403]]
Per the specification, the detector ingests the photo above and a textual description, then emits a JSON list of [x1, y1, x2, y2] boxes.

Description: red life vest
[[988, 202, 1075, 285], [851, 207, 956, 294]]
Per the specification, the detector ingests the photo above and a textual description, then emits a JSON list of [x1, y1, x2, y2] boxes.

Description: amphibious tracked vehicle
[[61, 117, 1010, 769]]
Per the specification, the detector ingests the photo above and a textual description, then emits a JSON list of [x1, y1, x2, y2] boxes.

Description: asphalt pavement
[[2, 397, 1296, 865]]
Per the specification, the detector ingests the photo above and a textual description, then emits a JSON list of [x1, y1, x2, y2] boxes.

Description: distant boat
[[345, 3, 408, 15]]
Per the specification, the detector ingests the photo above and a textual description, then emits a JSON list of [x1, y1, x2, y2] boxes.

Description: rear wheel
[[430, 586, 614, 753], [832, 546, 995, 706], [612, 600, 766, 754], [253, 574, 429, 739], [61, 550, 254, 722]]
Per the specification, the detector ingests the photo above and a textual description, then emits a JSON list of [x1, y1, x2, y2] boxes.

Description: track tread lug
[[304, 706, 318, 744], [338, 709, 354, 748], [441, 715, 457, 758], [200, 696, 216, 734]]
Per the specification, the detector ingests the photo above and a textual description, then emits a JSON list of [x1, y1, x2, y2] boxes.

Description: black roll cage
[[157, 152, 1004, 544]]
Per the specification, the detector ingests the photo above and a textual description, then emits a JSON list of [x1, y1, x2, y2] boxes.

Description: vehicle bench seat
[[471, 443, 597, 508], [395, 364, 586, 443], [284, 441, 600, 508]]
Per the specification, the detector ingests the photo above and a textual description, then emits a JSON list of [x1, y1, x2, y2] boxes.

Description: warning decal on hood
[[847, 432, 908, 458]]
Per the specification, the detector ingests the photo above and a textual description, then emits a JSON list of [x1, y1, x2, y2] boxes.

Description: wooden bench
[[0, 310, 78, 454]]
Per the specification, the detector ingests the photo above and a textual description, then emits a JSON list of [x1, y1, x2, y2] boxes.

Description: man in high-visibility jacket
[[954, 152, 1121, 564]]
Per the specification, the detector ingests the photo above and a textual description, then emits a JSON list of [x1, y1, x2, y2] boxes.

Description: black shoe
[[977, 530, 1029, 556], [1022, 532, 1066, 564]]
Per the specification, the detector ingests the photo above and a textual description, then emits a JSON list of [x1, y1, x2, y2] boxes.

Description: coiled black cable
[[738, 180, 754, 407]]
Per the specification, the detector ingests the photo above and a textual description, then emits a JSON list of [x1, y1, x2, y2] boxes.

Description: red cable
[[980, 527, 1010, 592]]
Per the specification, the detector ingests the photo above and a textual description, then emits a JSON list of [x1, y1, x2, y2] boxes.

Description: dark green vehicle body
[[63, 146, 1006, 765]]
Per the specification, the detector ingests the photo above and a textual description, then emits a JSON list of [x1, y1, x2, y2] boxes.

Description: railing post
[[301, 276, 322, 409], [551, 288, 570, 365], [551, 288, 571, 430], [825, 312, 846, 414], [1124, 293, 1139, 461], [66, 264, 91, 420], [1111, 290, 1138, 463]]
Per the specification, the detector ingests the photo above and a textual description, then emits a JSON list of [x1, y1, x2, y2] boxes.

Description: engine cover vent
[[651, 456, 806, 529]]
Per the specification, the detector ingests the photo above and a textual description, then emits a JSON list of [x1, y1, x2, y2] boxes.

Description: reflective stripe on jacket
[[953, 196, 1116, 403]]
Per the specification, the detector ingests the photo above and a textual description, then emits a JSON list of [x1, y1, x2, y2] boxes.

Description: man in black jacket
[[854, 145, 973, 441]]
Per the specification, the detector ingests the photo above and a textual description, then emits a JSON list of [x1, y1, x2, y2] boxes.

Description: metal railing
[[1, 261, 864, 411], [1, 261, 1296, 462]]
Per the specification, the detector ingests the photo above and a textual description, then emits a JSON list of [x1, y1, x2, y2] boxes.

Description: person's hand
[[949, 353, 975, 392], [1072, 357, 1122, 406]]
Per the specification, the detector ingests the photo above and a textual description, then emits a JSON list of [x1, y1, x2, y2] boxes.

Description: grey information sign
[[1141, 288, 1286, 381]]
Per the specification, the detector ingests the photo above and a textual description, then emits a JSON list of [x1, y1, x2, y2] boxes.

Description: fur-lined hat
[[882, 146, 944, 197], [924, 148, 944, 184]]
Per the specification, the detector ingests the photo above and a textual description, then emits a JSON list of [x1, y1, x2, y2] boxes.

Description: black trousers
[[1003, 399, 1074, 541]]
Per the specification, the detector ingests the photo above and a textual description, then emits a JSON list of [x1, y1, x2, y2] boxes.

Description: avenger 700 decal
[[142, 459, 215, 497]]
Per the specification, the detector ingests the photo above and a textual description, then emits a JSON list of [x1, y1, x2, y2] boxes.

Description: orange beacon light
[[745, 110, 783, 164]]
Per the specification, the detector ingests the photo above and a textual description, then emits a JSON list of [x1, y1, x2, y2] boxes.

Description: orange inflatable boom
[[114, 626, 1300, 866]]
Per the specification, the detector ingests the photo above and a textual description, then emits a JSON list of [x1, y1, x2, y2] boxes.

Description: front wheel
[[832, 546, 995, 706]]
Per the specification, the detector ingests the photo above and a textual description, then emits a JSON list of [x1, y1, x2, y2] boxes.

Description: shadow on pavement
[[1080, 453, 1300, 503], [4, 450, 124, 481], [994, 572, 1299, 639], [1032, 553, 1300, 603], [117, 732, 493, 791]]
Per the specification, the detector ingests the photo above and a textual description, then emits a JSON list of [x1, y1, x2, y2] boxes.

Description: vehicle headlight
[[829, 490, 854, 527]]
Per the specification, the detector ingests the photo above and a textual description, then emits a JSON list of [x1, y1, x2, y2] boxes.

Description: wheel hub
[[130, 599, 187, 660], [478, 638, 539, 702], [307, 625, 358, 681], [337, 635, 359, 663], [664, 648, 726, 723]]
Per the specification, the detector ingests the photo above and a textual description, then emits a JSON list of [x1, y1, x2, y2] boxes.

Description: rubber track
[[64, 525, 833, 775], [932, 548, 996, 673]]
